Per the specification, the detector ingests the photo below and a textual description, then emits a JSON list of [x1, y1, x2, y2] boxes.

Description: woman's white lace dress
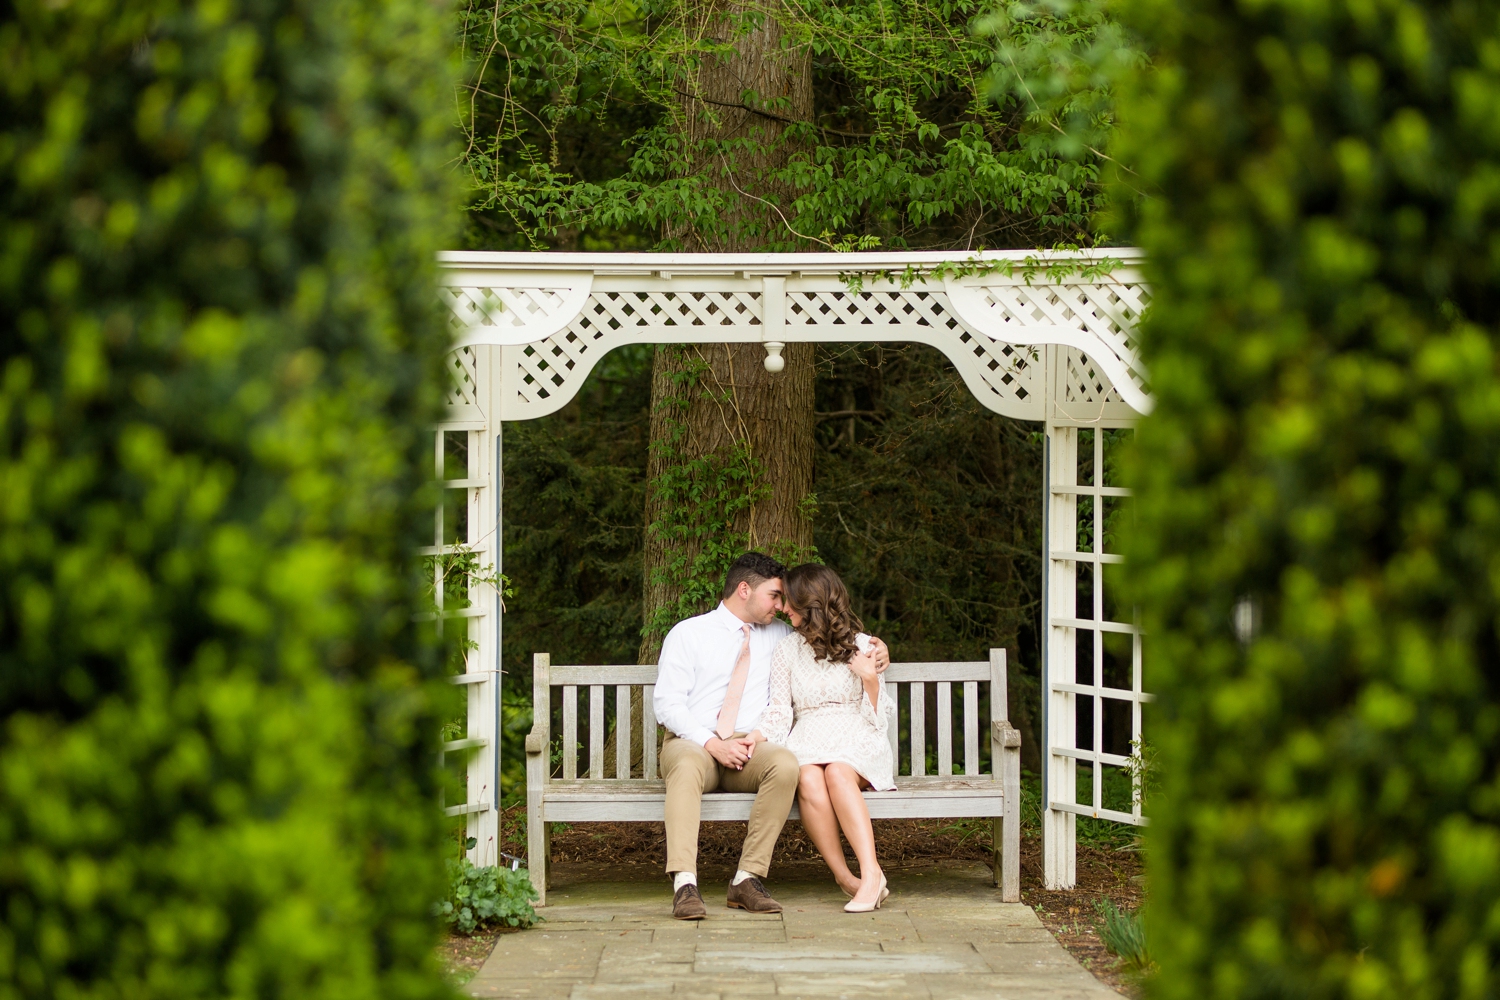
[[759, 632, 897, 791]]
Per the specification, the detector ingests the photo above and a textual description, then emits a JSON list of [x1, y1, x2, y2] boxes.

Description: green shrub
[[1113, 0, 1500, 993], [437, 860, 539, 935], [0, 1, 458, 998]]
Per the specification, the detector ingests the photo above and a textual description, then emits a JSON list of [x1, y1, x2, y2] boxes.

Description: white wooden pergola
[[432, 250, 1151, 891]]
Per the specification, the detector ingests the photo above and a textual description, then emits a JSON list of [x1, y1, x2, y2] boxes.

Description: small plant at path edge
[[438, 859, 540, 934]]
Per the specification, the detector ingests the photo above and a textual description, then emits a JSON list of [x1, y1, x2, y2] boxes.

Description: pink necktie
[[716, 625, 752, 740]]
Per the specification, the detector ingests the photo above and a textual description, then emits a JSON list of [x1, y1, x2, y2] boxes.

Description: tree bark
[[605, 1, 816, 778], [668, 0, 813, 252], [638, 341, 815, 666], [641, 0, 816, 664]]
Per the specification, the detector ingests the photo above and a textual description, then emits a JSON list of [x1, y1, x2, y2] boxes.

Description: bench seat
[[541, 777, 1006, 823], [524, 651, 1022, 905]]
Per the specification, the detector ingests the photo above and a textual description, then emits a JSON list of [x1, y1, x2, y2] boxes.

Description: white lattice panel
[[446, 347, 479, 407], [493, 287, 1051, 419], [1062, 349, 1123, 407]]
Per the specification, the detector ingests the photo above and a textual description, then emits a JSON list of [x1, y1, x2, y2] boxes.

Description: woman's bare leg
[[825, 762, 883, 905], [798, 765, 859, 894]]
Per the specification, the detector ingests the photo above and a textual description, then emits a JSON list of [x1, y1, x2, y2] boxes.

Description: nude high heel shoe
[[843, 875, 888, 913]]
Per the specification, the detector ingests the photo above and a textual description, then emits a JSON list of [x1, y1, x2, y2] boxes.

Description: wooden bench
[[523, 649, 1022, 905]]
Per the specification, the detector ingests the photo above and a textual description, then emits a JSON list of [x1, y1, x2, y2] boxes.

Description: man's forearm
[[654, 696, 715, 746]]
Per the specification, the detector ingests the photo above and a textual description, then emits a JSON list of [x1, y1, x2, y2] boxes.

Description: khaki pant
[[661, 733, 799, 877]]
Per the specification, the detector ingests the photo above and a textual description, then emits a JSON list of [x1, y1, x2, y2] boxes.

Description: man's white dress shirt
[[653, 603, 793, 746]]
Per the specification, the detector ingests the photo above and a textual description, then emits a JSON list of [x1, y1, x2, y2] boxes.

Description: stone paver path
[[468, 862, 1118, 1000]]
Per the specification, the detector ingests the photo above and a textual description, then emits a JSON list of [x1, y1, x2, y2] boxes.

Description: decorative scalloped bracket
[[440, 271, 595, 348], [942, 275, 1153, 415]]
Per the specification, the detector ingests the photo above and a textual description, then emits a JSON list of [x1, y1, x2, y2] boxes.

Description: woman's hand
[[847, 650, 880, 680]]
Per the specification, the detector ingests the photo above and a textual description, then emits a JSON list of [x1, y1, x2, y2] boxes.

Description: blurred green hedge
[[0, 1, 458, 997], [1115, 0, 1500, 994]]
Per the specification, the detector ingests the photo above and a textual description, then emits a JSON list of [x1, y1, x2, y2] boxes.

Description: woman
[[759, 563, 895, 912]]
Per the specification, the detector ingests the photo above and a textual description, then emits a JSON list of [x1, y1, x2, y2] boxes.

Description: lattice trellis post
[[433, 345, 502, 867], [432, 251, 1151, 887]]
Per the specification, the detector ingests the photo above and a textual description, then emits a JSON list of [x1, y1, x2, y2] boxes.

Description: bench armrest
[[992, 720, 1022, 748], [525, 726, 547, 754]]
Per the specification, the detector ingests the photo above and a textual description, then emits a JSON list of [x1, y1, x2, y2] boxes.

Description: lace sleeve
[[759, 637, 795, 744], [859, 673, 888, 735]]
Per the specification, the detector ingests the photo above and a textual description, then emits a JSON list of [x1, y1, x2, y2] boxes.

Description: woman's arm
[[847, 650, 881, 714], [758, 639, 795, 744]]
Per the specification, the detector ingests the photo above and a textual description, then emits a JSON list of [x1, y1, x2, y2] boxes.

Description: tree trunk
[[638, 341, 816, 665], [604, 2, 816, 779], [642, 0, 816, 662], [668, 0, 813, 252]]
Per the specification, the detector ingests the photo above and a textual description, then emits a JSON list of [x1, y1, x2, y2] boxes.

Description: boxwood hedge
[[1, 1, 458, 998], [1115, 0, 1500, 994]]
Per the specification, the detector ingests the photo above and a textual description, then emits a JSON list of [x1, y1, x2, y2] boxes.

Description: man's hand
[[870, 636, 891, 674], [705, 736, 752, 770]]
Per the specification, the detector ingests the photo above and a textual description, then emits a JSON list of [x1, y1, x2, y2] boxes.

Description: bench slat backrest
[[539, 650, 1008, 783]]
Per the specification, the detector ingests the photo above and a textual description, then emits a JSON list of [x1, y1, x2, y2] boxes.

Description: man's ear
[[738, 580, 752, 601]]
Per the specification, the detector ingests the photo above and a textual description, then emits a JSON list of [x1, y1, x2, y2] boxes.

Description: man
[[653, 552, 889, 920]]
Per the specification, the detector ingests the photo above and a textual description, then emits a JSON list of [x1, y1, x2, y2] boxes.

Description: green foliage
[[983, 0, 1141, 163], [437, 860, 540, 934], [1095, 899, 1152, 974], [1114, 0, 1500, 992], [0, 1, 458, 997], [457, 0, 1116, 251]]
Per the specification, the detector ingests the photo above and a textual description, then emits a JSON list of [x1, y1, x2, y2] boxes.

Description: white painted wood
[[1049, 799, 1148, 825], [552, 665, 658, 685], [910, 682, 925, 777], [1044, 420, 1082, 890], [643, 684, 657, 780], [525, 653, 550, 903], [963, 681, 979, 776], [542, 779, 1008, 823], [447, 672, 493, 685], [562, 685, 577, 780], [589, 685, 604, 780], [884, 662, 990, 682], [442, 251, 1150, 424], [522, 656, 1021, 899], [616, 684, 631, 780], [937, 681, 952, 776], [1049, 680, 1154, 701]]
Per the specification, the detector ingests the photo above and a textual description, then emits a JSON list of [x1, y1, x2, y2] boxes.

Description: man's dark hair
[[721, 552, 788, 600]]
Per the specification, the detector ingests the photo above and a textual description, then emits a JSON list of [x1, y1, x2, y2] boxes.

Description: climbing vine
[[644, 347, 776, 640]]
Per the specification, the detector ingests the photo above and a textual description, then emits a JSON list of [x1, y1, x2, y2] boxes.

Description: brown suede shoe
[[725, 876, 783, 913], [672, 882, 707, 920]]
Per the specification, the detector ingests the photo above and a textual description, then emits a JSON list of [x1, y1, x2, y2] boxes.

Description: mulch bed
[[443, 804, 1146, 995], [437, 928, 517, 985]]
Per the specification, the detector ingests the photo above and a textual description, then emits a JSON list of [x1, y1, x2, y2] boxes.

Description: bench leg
[[526, 752, 548, 906], [1001, 745, 1021, 902], [992, 817, 1002, 888]]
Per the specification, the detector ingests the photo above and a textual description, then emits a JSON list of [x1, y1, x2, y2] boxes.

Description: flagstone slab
[[468, 861, 1119, 999]]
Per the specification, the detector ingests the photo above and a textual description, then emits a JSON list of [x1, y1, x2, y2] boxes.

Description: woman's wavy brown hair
[[785, 564, 865, 664]]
